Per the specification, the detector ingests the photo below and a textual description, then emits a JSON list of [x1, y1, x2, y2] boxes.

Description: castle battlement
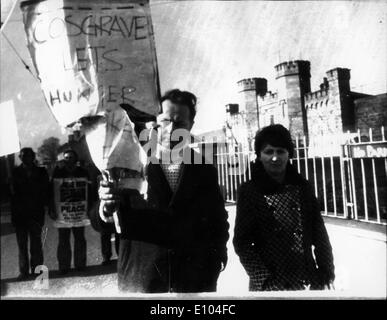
[[305, 88, 329, 102], [238, 77, 267, 96], [259, 90, 278, 102], [237, 78, 259, 91], [229, 60, 372, 149], [326, 68, 351, 81], [275, 60, 311, 79]]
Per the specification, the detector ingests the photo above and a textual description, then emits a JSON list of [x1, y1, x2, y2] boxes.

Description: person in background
[[11, 147, 49, 280], [233, 124, 335, 291], [50, 149, 90, 274]]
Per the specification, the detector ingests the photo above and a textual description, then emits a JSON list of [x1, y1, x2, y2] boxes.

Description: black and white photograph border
[[1, 0, 386, 300]]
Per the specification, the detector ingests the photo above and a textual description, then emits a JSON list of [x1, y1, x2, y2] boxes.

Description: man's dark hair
[[160, 89, 197, 121], [254, 124, 294, 158], [19, 147, 35, 158], [63, 149, 78, 161]]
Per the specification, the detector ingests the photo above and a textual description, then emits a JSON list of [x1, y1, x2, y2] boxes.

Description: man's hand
[[98, 179, 120, 224]]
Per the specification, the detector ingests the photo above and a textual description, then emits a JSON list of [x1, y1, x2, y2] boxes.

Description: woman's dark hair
[[254, 124, 294, 158], [160, 89, 197, 121]]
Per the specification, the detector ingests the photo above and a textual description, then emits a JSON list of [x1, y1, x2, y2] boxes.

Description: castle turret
[[238, 77, 268, 97], [274, 60, 311, 138], [225, 103, 239, 115], [326, 68, 353, 131], [237, 78, 267, 140], [326, 68, 350, 92]]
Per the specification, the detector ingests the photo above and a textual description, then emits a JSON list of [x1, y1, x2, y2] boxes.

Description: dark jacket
[[233, 161, 335, 291], [91, 150, 229, 293], [11, 164, 49, 227]]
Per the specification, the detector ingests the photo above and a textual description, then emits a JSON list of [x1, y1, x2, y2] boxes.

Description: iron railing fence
[[214, 127, 387, 225]]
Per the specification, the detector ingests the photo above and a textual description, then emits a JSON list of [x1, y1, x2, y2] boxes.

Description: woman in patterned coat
[[233, 124, 335, 291]]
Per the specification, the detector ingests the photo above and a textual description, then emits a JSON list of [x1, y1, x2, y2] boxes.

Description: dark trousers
[[101, 231, 120, 261], [117, 239, 220, 293], [57, 227, 86, 270], [15, 221, 44, 275]]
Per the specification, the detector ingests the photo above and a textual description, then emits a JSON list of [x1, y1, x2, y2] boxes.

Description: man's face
[[159, 99, 193, 148], [258, 144, 289, 177], [63, 152, 77, 168], [20, 150, 35, 166]]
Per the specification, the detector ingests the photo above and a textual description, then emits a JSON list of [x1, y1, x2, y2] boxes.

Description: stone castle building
[[225, 60, 387, 154]]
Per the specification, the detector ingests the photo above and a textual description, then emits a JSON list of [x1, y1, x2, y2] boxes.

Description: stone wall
[[355, 93, 387, 140]]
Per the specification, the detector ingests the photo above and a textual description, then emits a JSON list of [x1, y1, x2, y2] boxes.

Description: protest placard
[[53, 177, 90, 227], [21, 0, 159, 200], [20, 0, 160, 127]]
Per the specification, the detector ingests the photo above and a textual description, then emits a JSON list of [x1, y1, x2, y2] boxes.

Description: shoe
[[16, 273, 30, 281], [101, 259, 111, 266], [75, 266, 86, 272], [59, 269, 69, 275]]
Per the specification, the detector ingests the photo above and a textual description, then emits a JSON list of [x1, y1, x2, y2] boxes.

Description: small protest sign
[[53, 177, 90, 228]]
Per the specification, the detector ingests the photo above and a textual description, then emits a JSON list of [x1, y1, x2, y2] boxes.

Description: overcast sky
[[151, 0, 387, 134], [1, 0, 386, 151]]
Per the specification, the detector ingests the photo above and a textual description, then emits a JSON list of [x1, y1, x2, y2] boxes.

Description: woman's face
[[259, 144, 289, 177]]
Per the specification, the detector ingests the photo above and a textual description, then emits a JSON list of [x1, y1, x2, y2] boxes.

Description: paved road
[[1, 210, 120, 297], [1, 206, 386, 298]]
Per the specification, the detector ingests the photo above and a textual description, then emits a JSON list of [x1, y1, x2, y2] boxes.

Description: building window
[[270, 115, 274, 125]]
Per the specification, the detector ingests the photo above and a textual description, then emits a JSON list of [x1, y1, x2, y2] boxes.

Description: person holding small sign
[[50, 149, 91, 274]]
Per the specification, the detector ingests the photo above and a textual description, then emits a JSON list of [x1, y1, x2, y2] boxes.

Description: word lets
[[63, 45, 123, 73], [33, 14, 148, 44]]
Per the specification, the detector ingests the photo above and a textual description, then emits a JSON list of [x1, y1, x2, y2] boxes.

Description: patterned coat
[[233, 161, 335, 291]]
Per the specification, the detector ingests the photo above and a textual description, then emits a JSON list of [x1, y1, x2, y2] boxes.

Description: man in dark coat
[[92, 89, 229, 293], [11, 147, 49, 280]]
